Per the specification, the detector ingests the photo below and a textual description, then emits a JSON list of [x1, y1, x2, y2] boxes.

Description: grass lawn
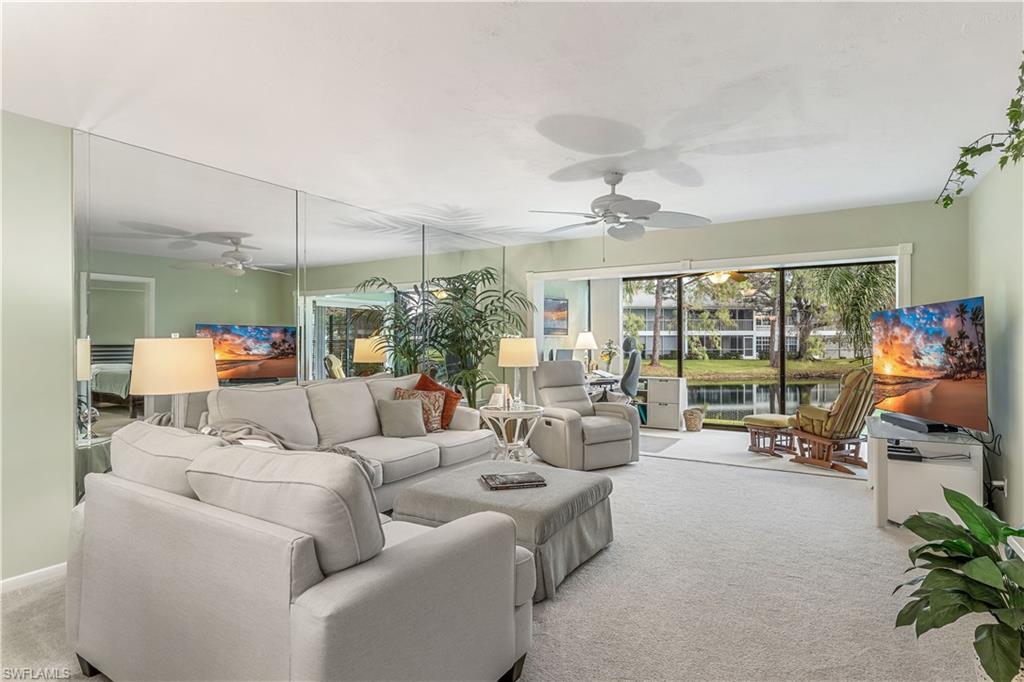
[[640, 357, 868, 382]]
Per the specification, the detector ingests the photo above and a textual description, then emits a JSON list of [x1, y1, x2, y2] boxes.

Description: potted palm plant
[[357, 267, 533, 407], [894, 487, 1024, 682]]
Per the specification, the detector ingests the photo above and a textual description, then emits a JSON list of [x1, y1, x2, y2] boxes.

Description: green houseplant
[[938, 53, 1024, 208], [895, 487, 1024, 682], [357, 267, 533, 407]]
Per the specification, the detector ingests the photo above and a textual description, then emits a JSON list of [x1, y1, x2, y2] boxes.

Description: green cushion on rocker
[[742, 414, 792, 429]]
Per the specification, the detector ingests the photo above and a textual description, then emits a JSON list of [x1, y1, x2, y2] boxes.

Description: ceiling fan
[[171, 238, 292, 277], [531, 171, 710, 242]]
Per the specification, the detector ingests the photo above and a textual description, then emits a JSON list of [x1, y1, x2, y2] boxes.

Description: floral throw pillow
[[393, 387, 445, 433]]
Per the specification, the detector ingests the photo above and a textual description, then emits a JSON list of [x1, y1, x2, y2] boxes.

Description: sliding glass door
[[623, 261, 896, 428], [782, 263, 896, 416]]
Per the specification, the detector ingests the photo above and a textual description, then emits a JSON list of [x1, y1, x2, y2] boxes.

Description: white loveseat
[[189, 373, 498, 511], [67, 421, 532, 681]]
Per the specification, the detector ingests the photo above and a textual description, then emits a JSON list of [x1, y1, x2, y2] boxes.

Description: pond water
[[688, 381, 842, 424]]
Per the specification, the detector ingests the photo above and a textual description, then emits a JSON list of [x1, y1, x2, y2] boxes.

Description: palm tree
[[813, 264, 896, 361]]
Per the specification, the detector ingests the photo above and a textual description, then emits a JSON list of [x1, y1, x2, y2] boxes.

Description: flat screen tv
[[195, 324, 297, 380], [870, 297, 988, 432]]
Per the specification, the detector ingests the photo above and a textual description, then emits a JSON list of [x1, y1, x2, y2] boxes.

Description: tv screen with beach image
[[195, 324, 297, 380], [870, 297, 987, 432]]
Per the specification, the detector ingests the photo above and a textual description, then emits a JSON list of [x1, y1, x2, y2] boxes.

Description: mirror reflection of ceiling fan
[[170, 238, 292, 277], [531, 171, 710, 242]]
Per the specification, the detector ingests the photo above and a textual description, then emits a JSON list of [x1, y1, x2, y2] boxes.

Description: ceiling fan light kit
[[533, 170, 710, 241]]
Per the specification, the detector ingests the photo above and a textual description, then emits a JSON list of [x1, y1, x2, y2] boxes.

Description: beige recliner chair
[[530, 361, 640, 470]]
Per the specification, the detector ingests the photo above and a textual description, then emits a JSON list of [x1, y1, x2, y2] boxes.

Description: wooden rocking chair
[[789, 365, 874, 475]]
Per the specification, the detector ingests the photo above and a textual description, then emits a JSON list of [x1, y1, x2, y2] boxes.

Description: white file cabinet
[[644, 377, 687, 430]]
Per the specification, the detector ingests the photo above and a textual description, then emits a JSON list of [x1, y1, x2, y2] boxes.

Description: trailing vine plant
[[937, 53, 1024, 208]]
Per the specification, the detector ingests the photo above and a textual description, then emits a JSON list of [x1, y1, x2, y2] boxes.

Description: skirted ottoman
[[742, 413, 797, 457], [392, 460, 613, 601]]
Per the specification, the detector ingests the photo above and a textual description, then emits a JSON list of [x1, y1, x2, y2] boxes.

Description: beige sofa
[[67, 421, 532, 681], [188, 374, 498, 511]]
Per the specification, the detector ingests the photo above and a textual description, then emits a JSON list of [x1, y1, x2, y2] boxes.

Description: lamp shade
[[76, 338, 92, 382], [353, 336, 387, 363], [574, 331, 599, 351], [129, 337, 219, 395], [498, 337, 538, 368]]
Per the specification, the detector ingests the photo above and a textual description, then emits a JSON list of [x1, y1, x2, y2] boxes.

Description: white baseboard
[[1, 562, 66, 594]]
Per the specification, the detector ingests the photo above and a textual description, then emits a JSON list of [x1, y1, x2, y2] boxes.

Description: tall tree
[[787, 270, 828, 360]]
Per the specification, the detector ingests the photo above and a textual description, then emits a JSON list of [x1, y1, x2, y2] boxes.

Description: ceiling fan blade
[[610, 198, 661, 218], [530, 210, 599, 218], [606, 222, 645, 242], [536, 115, 645, 155], [546, 220, 602, 235], [656, 162, 704, 188], [643, 211, 711, 229], [249, 266, 294, 277], [190, 231, 262, 249], [729, 272, 749, 283]]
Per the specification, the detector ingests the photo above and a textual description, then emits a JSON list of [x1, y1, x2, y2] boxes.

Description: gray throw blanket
[[204, 418, 382, 487]]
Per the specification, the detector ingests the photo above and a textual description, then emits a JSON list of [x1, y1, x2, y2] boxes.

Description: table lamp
[[574, 331, 599, 368], [129, 335, 219, 428], [76, 337, 92, 382], [498, 337, 538, 405], [353, 336, 387, 372]]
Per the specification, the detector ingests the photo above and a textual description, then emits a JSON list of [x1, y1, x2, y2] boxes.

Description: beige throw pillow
[[377, 398, 428, 438], [394, 387, 444, 432]]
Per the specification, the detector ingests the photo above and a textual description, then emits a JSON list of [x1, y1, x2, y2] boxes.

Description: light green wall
[[88, 281, 147, 344], [967, 163, 1024, 523], [541, 280, 590, 357], [308, 200, 969, 309], [88, 250, 294, 337], [1, 111, 75, 579]]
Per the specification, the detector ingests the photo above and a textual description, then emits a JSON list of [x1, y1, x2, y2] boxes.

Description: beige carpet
[[2, 456, 973, 681], [640, 427, 870, 481]]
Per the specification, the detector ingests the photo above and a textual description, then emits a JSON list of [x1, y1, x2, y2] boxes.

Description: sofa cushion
[[110, 421, 224, 498], [343, 436, 440, 483], [382, 519, 433, 548], [415, 374, 463, 429], [581, 415, 632, 445], [365, 374, 420, 405], [306, 380, 380, 445], [186, 446, 384, 575], [411, 429, 497, 467], [207, 385, 319, 448], [394, 387, 444, 432], [378, 399, 428, 438]]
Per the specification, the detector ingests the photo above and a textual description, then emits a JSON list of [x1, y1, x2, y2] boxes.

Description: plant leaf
[[1000, 559, 1024, 587], [975, 623, 1022, 682], [944, 487, 1008, 546], [921, 569, 1005, 607], [964, 557, 1008, 591], [995, 607, 1024, 629], [895, 598, 927, 628]]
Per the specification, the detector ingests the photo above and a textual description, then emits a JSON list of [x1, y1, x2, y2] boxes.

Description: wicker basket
[[683, 407, 705, 432]]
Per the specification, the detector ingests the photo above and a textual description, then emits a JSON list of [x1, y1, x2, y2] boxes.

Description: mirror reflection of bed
[[88, 344, 141, 436]]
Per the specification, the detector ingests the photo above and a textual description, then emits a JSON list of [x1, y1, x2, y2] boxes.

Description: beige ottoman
[[742, 413, 797, 457], [392, 460, 613, 601]]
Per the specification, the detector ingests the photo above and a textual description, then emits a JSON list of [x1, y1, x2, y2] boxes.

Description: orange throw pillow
[[415, 374, 463, 429]]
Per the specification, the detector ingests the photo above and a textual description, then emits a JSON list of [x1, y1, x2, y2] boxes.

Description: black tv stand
[[880, 412, 958, 434]]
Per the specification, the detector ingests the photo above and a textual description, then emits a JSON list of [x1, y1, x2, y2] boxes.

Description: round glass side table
[[479, 404, 544, 463]]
